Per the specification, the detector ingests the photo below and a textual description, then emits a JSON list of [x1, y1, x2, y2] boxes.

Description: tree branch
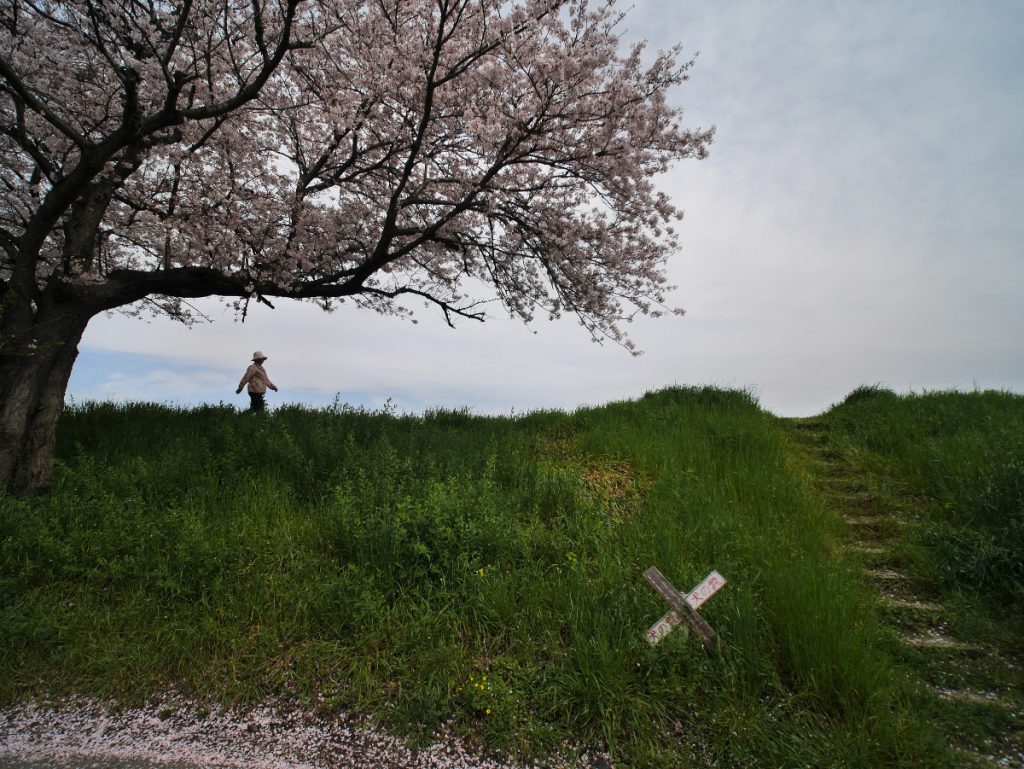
[[361, 285, 488, 327], [0, 55, 89, 149]]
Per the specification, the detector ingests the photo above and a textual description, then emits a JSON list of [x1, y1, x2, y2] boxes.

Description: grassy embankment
[[819, 387, 1024, 762], [2, 386, 1020, 767], [824, 386, 1023, 609]]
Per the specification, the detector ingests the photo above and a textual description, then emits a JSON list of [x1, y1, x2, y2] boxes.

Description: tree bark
[[0, 291, 91, 495]]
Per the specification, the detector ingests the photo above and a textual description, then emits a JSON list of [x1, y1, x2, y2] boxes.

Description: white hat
[[252, 350, 267, 361]]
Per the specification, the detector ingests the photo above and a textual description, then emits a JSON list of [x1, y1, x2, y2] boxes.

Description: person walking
[[236, 350, 278, 412]]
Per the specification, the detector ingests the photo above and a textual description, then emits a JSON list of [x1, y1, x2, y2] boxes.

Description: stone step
[[879, 596, 943, 612], [830, 481, 870, 495], [843, 515, 907, 528], [864, 567, 907, 581], [950, 747, 1013, 769], [847, 543, 887, 556], [932, 686, 1017, 710], [904, 631, 983, 654], [840, 493, 876, 507]]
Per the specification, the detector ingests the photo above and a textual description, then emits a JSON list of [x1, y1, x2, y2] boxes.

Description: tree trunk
[[0, 294, 91, 495]]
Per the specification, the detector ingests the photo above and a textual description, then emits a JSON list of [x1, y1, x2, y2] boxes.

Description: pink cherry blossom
[[0, 0, 713, 492]]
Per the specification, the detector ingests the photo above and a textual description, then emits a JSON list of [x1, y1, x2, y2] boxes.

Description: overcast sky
[[68, 0, 1024, 417]]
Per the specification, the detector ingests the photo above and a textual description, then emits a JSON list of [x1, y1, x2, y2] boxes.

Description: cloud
[[70, 362, 237, 405]]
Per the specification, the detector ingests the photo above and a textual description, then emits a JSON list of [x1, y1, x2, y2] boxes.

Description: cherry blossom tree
[[0, 0, 712, 493]]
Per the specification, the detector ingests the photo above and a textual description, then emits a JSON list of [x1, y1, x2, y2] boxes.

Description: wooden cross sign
[[643, 565, 726, 649]]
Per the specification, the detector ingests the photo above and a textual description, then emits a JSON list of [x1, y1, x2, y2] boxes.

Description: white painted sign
[[645, 570, 727, 646], [645, 610, 685, 645], [687, 570, 727, 610]]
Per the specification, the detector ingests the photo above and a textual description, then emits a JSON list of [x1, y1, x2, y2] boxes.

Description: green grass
[[824, 386, 1024, 605], [820, 387, 1024, 765], [6, 386, 1016, 767]]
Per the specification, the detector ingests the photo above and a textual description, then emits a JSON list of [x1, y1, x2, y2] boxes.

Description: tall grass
[[825, 387, 1024, 603], [0, 390, 946, 768]]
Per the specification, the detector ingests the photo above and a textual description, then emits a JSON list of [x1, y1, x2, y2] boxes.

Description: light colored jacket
[[238, 362, 276, 394]]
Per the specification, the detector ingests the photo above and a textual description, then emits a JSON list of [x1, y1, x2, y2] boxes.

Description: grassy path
[[785, 417, 1023, 769]]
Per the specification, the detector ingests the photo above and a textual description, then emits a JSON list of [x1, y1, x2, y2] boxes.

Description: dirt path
[[0, 698, 553, 769], [786, 418, 1023, 769]]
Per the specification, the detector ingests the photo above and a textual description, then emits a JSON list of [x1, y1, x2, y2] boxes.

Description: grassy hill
[[1, 386, 1021, 768]]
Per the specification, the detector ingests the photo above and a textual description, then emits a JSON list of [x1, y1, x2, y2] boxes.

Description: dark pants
[[248, 392, 266, 412]]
